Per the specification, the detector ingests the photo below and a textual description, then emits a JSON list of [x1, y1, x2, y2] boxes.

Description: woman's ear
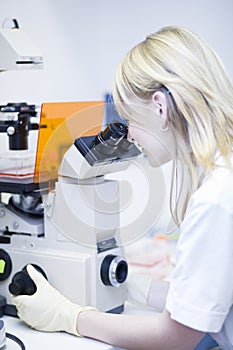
[[152, 91, 168, 129]]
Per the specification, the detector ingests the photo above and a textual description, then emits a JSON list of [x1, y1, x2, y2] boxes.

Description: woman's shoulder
[[192, 162, 233, 212]]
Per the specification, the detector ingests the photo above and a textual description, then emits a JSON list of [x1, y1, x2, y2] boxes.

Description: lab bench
[[2, 315, 114, 350]]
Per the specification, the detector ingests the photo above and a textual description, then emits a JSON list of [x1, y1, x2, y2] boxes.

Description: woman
[[12, 26, 233, 349]]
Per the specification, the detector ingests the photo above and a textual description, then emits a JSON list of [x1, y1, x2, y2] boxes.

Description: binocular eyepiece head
[[74, 120, 140, 166]]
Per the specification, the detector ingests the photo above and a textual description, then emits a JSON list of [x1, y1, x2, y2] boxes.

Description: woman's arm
[[78, 308, 205, 350], [12, 266, 205, 350]]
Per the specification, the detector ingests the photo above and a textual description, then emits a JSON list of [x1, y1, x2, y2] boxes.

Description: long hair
[[112, 26, 233, 225]]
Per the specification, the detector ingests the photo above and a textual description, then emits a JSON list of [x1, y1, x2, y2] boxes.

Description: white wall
[[0, 0, 233, 105]]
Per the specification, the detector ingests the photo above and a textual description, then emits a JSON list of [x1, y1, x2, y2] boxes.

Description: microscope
[[0, 101, 141, 317], [0, 19, 141, 316]]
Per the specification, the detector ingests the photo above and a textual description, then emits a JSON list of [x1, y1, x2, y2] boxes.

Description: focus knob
[[9, 264, 47, 296]]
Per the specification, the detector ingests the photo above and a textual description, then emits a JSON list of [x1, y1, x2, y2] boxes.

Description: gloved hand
[[11, 265, 96, 336], [126, 272, 152, 308]]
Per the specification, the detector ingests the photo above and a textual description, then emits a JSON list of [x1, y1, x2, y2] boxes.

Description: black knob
[[9, 270, 35, 296], [9, 264, 47, 296]]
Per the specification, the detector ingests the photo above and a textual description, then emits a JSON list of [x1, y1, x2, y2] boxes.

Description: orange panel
[[34, 101, 104, 185]]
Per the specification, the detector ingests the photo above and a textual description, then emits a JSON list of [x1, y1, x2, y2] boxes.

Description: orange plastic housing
[[35, 101, 104, 184]]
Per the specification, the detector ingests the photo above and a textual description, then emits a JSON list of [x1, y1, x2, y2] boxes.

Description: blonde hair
[[112, 26, 233, 224]]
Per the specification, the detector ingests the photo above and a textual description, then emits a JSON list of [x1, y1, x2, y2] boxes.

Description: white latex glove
[[126, 272, 152, 308], [11, 265, 96, 336]]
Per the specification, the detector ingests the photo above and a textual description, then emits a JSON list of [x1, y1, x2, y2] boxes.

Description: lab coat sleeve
[[166, 199, 233, 333]]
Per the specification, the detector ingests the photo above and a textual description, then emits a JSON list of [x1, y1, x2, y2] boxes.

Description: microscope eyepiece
[[100, 122, 127, 143], [92, 122, 128, 156]]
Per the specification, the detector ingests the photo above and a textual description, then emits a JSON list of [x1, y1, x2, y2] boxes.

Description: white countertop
[[2, 315, 114, 350]]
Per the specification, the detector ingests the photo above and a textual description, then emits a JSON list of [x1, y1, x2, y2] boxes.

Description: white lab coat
[[166, 157, 233, 350]]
